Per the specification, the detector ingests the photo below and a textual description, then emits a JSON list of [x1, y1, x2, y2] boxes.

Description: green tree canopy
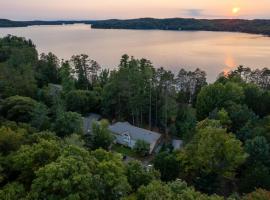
[[134, 140, 150, 156], [90, 149, 131, 199], [10, 138, 61, 185], [0, 35, 38, 98], [35, 52, 60, 87], [137, 180, 173, 200], [175, 105, 196, 141], [0, 126, 25, 155], [53, 111, 83, 137], [153, 151, 181, 182], [245, 136, 270, 165], [29, 102, 50, 131], [64, 133, 85, 148], [59, 61, 75, 93], [65, 90, 100, 114], [196, 82, 244, 120], [0, 182, 26, 200], [88, 119, 114, 150], [178, 127, 247, 179], [243, 189, 270, 200], [1, 96, 39, 123], [137, 180, 223, 200], [29, 154, 96, 200], [71, 54, 101, 90], [126, 160, 159, 191]]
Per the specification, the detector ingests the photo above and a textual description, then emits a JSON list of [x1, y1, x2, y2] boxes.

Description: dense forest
[[91, 18, 270, 36], [0, 19, 92, 27], [0, 35, 270, 199], [1, 18, 270, 36]]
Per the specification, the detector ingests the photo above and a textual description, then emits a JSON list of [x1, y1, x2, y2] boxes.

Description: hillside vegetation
[[0, 35, 270, 199]]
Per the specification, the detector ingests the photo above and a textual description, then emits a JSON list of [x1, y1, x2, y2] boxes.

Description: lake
[[0, 24, 270, 82]]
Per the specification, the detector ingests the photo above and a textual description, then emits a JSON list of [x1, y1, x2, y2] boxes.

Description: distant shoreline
[[1, 18, 270, 36]]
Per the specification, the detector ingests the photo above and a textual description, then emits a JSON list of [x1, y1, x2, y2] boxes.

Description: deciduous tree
[[53, 111, 83, 137]]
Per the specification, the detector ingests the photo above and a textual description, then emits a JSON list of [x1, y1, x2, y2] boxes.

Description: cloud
[[182, 9, 204, 17], [179, 9, 229, 19]]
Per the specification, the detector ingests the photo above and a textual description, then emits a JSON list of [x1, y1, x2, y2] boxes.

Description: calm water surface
[[0, 24, 270, 82]]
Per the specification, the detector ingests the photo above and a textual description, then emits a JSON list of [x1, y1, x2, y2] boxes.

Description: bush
[[1, 96, 38, 123], [0, 126, 25, 155], [134, 140, 150, 156], [88, 120, 114, 150], [243, 189, 270, 200]]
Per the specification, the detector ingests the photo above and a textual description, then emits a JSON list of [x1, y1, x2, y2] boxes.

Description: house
[[83, 113, 102, 134], [108, 122, 162, 154]]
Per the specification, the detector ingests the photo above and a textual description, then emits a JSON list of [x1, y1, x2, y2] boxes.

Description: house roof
[[83, 113, 102, 134], [48, 84, 63, 96], [109, 122, 161, 144]]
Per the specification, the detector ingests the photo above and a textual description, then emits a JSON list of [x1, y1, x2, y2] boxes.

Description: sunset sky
[[1, 0, 270, 20]]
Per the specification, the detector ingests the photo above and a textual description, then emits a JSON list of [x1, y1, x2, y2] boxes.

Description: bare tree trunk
[[132, 112, 135, 125], [118, 94, 121, 119], [155, 90, 158, 128], [136, 110, 139, 126], [149, 80, 152, 130], [140, 107, 143, 127], [165, 86, 168, 139], [84, 66, 89, 90]]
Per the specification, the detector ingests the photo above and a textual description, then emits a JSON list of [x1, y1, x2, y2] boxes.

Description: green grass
[[112, 144, 137, 157]]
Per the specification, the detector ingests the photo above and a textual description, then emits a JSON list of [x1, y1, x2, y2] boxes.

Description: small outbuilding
[[172, 139, 183, 150]]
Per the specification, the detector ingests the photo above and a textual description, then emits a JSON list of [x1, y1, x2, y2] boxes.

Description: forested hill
[[0, 19, 95, 27], [91, 18, 270, 35], [1, 18, 270, 36]]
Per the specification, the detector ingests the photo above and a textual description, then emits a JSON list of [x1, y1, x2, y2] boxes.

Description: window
[[122, 132, 130, 143]]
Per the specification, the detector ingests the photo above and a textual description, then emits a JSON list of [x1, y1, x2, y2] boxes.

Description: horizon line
[[2, 17, 270, 22]]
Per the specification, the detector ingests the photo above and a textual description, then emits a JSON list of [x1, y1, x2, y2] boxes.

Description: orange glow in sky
[[1, 0, 270, 20], [232, 7, 240, 14]]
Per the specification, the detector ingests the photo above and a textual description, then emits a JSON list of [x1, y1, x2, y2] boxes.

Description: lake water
[[0, 24, 270, 82]]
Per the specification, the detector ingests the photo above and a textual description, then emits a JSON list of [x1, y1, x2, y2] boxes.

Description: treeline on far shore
[[1, 17, 270, 36]]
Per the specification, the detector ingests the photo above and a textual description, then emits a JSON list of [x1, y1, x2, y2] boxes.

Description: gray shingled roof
[[83, 113, 102, 134], [109, 122, 161, 144]]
